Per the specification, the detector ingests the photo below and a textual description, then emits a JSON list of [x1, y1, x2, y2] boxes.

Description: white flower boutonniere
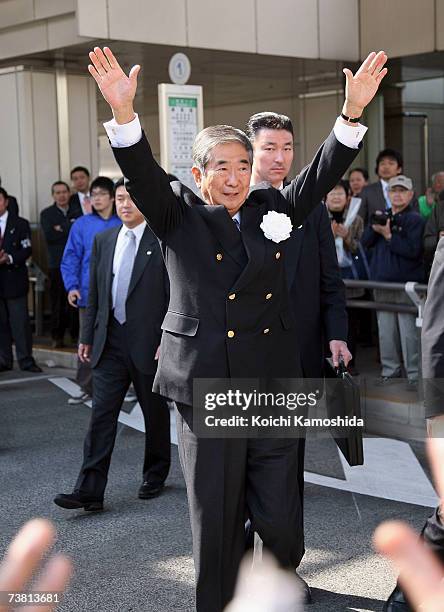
[[260, 211, 293, 243]]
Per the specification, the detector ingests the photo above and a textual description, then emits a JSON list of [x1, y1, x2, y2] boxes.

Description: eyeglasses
[[91, 190, 111, 198]]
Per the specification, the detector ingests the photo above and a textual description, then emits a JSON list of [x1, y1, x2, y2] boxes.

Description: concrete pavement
[[0, 367, 434, 611]]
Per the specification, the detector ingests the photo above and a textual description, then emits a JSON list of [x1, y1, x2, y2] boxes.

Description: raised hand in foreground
[[0, 519, 71, 612], [374, 438, 444, 611]]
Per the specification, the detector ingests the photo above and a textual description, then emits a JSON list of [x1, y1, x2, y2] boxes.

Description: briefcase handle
[[336, 357, 348, 378]]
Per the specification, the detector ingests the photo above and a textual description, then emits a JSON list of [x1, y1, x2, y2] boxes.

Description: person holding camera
[[361, 175, 425, 389]]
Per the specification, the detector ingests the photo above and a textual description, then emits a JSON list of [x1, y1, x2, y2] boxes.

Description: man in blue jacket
[[361, 175, 425, 389], [61, 176, 121, 402]]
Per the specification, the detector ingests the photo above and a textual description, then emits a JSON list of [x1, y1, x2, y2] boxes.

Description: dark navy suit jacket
[[285, 201, 347, 378]]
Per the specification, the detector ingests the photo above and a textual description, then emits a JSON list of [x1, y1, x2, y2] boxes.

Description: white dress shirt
[[0, 210, 13, 263], [380, 179, 392, 209], [78, 191, 91, 214], [111, 220, 147, 308], [0, 210, 8, 239], [104, 114, 368, 150]]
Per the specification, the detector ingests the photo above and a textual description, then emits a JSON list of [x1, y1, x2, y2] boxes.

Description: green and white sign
[[158, 84, 204, 190]]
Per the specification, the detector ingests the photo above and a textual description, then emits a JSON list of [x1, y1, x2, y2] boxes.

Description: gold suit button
[[227, 330, 235, 338], [228, 293, 236, 300], [216, 253, 223, 261], [265, 293, 272, 300], [275, 252, 281, 260], [263, 328, 270, 334]]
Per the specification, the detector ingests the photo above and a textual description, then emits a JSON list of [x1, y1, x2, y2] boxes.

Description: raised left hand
[[329, 340, 352, 368], [342, 51, 388, 118]]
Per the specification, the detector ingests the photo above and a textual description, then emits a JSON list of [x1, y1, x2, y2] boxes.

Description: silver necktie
[[114, 229, 137, 324]]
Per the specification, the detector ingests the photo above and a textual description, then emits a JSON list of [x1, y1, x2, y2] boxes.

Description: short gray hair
[[192, 125, 253, 172], [432, 171, 444, 183]]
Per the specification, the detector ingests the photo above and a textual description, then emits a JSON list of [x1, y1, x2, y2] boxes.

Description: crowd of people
[[2, 45, 444, 611]]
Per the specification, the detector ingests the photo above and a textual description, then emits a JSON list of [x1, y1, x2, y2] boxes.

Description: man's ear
[[191, 166, 202, 188]]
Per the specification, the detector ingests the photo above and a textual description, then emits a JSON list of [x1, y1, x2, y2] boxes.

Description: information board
[[158, 84, 204, 190]]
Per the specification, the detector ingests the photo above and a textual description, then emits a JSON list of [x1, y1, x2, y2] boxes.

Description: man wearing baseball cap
[[361, 175, 425, 389]]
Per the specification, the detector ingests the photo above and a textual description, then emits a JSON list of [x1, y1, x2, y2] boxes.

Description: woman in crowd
[[348, 167, 369, 197]]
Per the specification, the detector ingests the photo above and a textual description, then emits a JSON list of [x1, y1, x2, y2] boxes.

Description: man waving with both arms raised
[[88, 45, 387, 611]]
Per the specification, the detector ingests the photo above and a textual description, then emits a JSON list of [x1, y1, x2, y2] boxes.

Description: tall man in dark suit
[[358, 148, 403, 225], [0, 187, 41, 372], [40, 181, 83, 348], [246, 111, 350, 594], [89, 45, 387, 610], [247, 111, 350, 376], [54, 179, 170, 510]]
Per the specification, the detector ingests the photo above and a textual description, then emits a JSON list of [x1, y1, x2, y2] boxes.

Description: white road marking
[[48, 376, 178, 445], [305, 437, 438, 507], [0, 374, 51, 386], [47, 378, 435, 503]]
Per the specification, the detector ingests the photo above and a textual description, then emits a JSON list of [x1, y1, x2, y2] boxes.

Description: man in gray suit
[[54, 179, 170, 511], [358, 148, 403, 225]]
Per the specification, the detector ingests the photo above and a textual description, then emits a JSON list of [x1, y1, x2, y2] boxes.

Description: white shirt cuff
[[103, 113, 142, 148], [333, 116, 368, 149]]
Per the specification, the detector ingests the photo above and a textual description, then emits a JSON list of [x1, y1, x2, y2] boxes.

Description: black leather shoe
[[21, 364, 43, 373], [295, 572, 312, 604], [138, 482, 164, 499], [383, 584, 413, 611], [53, 492, 103, 511], [0, 364, 12, 372]]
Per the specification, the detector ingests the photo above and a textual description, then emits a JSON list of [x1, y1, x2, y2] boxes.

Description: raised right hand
[[88, 47, 140, 124]]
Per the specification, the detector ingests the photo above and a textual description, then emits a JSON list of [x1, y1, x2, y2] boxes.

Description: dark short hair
[[332, 179, 350, 196], [70, 166, 90, 178], [90, 176, 115, 197], [349, 167, 369, 181], [0, 187, 8, 200], [245, 112, 294, 141], [114, 177, 125, 190], [51, 180, 70, 194], [376, 148, 403, 173]]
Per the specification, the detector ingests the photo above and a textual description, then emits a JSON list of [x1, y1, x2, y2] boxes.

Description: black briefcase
[[324, 358, 364, 466]]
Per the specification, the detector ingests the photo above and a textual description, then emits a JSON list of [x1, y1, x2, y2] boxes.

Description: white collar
[[122, 219, 146, 241], [232, 211, 241, 224], [0, 210, 8, 224]]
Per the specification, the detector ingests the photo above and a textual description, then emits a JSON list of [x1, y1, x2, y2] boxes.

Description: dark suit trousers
[[422, 507, 444, 563], [0, 296, 33, 368], [76, 308, 93, 395], [75, 318, 171, 499], [48, 268, 72, 341], [175, 404, 304, 612]]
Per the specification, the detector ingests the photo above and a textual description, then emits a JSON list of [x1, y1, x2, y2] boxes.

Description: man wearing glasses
[[61, 177, 121, 403]]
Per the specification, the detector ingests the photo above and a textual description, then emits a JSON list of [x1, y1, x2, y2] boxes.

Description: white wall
[[0, 67, 98, 222]]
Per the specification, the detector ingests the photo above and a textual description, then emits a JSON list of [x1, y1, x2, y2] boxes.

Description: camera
[[371, 210, 391, 226], [330, 210, 345, 224]]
